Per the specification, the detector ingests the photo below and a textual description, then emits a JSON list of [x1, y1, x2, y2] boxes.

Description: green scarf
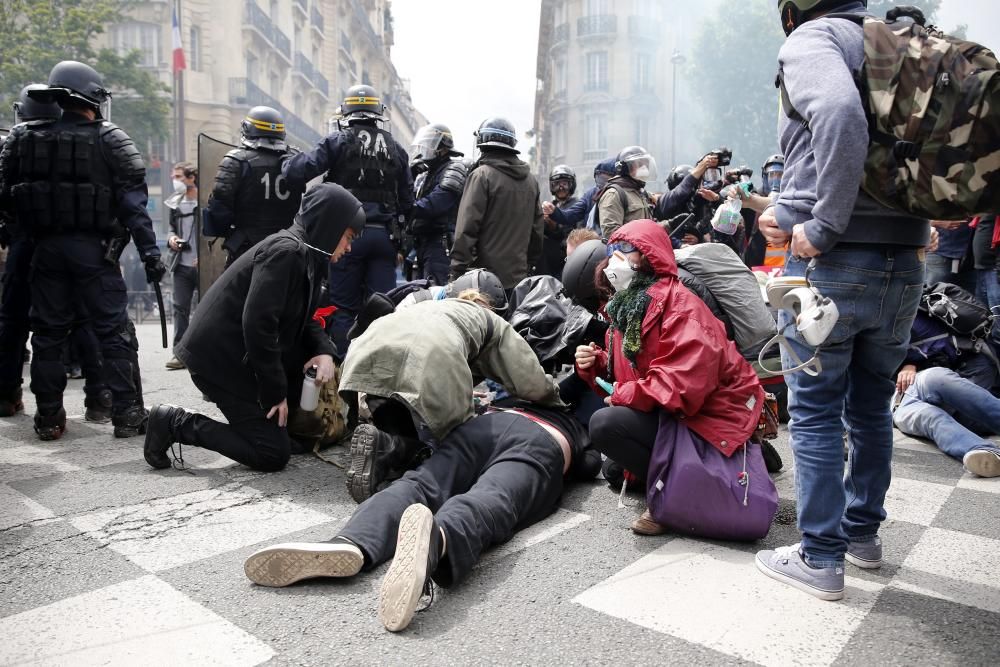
[[605, 272, 657, 363]]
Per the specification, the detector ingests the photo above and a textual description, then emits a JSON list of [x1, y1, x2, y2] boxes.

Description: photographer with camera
[[165, 162, 199, 370], [653, 152, 722, 222]]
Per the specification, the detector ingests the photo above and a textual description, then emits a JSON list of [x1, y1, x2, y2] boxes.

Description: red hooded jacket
[[577, 220, 764, 457]]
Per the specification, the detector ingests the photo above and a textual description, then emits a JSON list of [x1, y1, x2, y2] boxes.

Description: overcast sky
[[390, 0, 999, 156]]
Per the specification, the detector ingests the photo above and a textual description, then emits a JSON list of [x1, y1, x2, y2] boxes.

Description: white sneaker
[[243, 541, 363, 587], [963, 450, 1000, 478]]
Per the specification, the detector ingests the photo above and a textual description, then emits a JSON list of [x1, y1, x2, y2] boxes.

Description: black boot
[[34, 407, 67, 441], [0, 387, 24, 418], [143, 404, 194, 469], [346, 424, 422, 504], [113, 405, 149, 438], [84, 389, 113, 424]]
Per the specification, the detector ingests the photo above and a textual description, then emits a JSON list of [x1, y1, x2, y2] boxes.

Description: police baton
[[152, 280, 168, 348]]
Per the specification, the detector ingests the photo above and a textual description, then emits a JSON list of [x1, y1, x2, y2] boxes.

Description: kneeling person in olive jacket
[[143, 183, 365, 472]]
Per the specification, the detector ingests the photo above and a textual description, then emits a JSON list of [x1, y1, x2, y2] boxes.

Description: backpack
[[778, 10, 1000, 220], [288, 368, 349, 461], [920, 282, 994, 339]]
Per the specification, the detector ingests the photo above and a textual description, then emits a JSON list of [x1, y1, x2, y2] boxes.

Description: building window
[[270, 71, 280, 98], [585, 51, 608, 91], [294, 22, 303, 50], [585, 114, 607, 153], [294, 92, 303, 115], [633, 116, 650, 147], [270, 0, 279, 20], [111, 22, 161, 68], [189, 26, 201, 71], [586, 0, 608, 16], [554, 59, 567, 95], [246, 53, 259, 83], [634, 52, 652, 93], [553, 1, 567, 25]]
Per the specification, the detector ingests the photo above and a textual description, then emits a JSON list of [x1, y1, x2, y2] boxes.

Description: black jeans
[[339, 412, 565, 587], [589, 406, 660, 481], [0, 237, 32, 397], [187, 373, 291, 472], [172, 264, 198, 350]]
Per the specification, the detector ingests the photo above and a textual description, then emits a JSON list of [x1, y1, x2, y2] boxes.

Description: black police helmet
[[614, 145, 651, 178], [475, 117, 518, 153], [241, 106, 286, 140], [447, 269, 509, 311], [29, 61, 110, 111], [13, 84, 61, 123], [667, 164, 693, 190], [549, 164, 577, 196], [561, 239, 607, 313], [342, 84, 385, 120]]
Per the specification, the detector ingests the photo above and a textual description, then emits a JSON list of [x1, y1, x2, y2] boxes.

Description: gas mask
[[758, 269, 840, 377], [603, 251, 637, 292]]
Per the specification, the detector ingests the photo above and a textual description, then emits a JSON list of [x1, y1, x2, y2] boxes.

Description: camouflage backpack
[[778, 10, 1000, 220]]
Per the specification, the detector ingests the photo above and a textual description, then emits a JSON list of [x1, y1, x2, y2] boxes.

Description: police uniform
[[0, 111, 160, 432], [283, 117, 413, 356], [411, 157, 467, 285]]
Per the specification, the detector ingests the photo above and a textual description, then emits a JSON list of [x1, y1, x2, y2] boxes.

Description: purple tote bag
[[646, 413, 778, 541]]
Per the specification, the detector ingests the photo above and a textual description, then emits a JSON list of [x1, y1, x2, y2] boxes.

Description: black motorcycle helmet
[[447, 269, 509, 311], [561, 239, 607, 314], [13, 84, 61, 123], [549, 164, 577, 197], [475, 117, 518, 153], [342, 84, 385, 120], [241, 106, 286, 140], [777, 0, 865, 35], [29, 60, 110, 114], [667, 164, 693, 190]]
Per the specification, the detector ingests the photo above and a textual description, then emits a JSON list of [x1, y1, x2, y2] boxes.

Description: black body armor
[[326, 125, 398, 209]]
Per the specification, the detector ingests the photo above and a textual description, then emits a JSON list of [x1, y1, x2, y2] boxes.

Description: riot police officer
[[203, 106, 304, 267], [0, 85, 61, 418], [541, 164, 578, 276], [283, 85, 413, 356], [0, 61, 165, 440], [407, 123, 466, 285]]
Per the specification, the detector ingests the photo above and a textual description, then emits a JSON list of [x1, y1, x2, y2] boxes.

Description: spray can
[[300, 366, 319, 411]]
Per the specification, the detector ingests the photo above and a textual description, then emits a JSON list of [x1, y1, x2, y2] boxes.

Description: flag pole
[[174, 0, 186, 162]]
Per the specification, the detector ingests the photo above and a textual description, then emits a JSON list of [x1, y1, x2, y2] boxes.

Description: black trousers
[[171, 264, 198, 350], [0, 237, 32, 397], [339, 412, 565, 587], [589, 406, 660, 481], [187, 373, 291, 472], [415, 234, 449, 286], [29, 235, 138, 414]]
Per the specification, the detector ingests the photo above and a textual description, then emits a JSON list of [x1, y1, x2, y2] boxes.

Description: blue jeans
[[924, 252, 975, 292], [976, 269, 1000, 342], [893, 367, 1000, 461], [328, 225, 397, 357], [781, 247, 924, 567]]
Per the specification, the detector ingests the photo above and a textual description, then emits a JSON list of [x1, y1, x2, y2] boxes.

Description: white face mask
[[631, 165, 650, 182], [172, 179, 186, 195], [603, 251, 636, 292]]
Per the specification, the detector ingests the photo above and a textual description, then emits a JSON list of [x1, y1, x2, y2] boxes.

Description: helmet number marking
[[260, 172, 291, 201]]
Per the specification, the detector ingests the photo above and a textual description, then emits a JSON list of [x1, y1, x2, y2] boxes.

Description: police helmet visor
[[765, 165, 784, 190], [623, 154, 658, 183], [410, 125, 448, 161]]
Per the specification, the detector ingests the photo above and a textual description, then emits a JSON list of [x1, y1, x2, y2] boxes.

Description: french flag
[[172, 6, 186, 73]]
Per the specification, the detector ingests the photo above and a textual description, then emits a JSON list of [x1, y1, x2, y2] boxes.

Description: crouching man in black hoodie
[[143, 183, 365, 472]]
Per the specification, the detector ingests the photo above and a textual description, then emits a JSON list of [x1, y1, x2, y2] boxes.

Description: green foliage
[[0, 0, 169, 156]]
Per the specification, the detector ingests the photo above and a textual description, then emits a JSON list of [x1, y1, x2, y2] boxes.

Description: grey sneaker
[[755, 543, 845, 601], [846, 536, 883, 569], [963, 449, 1000, 478], [243, 541, 363, 587]]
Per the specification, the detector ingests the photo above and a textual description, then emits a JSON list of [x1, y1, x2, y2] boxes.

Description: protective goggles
[[606, 241, 637, 256]]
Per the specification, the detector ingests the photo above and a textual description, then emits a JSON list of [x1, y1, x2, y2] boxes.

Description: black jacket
[[176, 183, 361, 407]]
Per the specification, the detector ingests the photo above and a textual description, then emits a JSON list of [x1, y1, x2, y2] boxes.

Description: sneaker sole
[[845, 553, 882, 569], [378, 504, 432, 632], [244, 543, 363, 587], [964, 450, 1000, 478], [755, 554, 845, 601], [347, 425, 379, 504]]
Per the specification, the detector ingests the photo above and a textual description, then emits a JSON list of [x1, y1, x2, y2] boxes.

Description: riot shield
[[197, 133, 237, 296]]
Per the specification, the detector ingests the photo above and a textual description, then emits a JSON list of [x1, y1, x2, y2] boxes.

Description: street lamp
[[670, 50, 686, 169]]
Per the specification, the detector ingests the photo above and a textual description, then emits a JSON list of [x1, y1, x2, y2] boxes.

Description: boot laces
[[416, 579, 435, 613]]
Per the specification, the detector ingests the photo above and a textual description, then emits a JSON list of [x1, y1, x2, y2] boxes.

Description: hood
[[596, 157, 616, 176], [609, 219, 678, 279], [478, 151, 530, 180], [295, 182, 364, 252]]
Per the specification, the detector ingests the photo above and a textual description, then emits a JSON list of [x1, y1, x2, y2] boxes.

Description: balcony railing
[[244, 1, 290, 59], [311, 5, 325, 34], [273, 27, 291, 58], [578, 14, 617, 37], [229, 77, 323, 145], [293, 0, 307, 16], [584, 80, 610, 92], [294, 52, 329, 97], [628, 15, 660, 40], [552, 23, 569, 44]]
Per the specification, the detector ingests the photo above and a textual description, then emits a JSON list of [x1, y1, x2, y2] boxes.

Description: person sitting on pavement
[[892, 310, 1000, 478], [339, 283, 566, 503], [242, 384, 601, 633], [142, 183, 365, 473], [575, 220, 764, 534]]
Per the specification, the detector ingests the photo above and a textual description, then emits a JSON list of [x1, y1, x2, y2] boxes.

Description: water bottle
[[300, 366, 319, 411]]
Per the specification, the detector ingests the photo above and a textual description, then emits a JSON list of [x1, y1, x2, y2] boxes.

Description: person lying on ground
[[575, 219, 764, 535], [142, 183, 364, 472], [243, 397, 601, 632]]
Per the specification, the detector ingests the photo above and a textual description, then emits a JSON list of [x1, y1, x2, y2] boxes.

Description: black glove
[[144, 256, 167, 284]]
